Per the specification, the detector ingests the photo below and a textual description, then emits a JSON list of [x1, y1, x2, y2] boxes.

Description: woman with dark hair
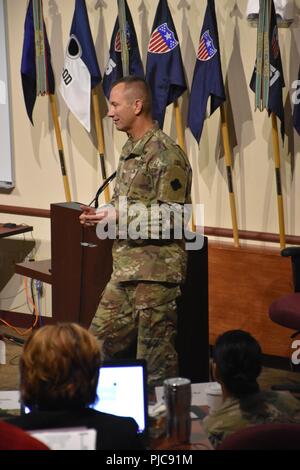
[[203, 330, 300, 448], [7, 323, 142, 450]]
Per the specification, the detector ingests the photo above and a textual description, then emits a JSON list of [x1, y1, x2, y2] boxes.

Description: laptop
[[91, 359, 148, 438], [22, 359, 148, 440]]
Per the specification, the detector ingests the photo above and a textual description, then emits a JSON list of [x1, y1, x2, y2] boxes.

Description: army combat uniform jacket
[[110, 123, 192, 285], [203, 390, 300, 449]]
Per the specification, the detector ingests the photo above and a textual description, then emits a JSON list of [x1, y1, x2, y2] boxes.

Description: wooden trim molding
[[0, 205, 299, 245], [204, 226, 300, 246], [0, 205, 50, 218]]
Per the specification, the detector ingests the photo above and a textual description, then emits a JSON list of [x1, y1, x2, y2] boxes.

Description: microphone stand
[[89, 171, 117, 208]]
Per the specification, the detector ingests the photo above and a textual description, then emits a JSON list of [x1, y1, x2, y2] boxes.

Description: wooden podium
[[15, 203, 113, 327], [16, 202, 209, 382]]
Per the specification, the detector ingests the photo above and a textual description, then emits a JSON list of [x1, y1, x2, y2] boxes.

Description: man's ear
[[134, 99, 143, 115]]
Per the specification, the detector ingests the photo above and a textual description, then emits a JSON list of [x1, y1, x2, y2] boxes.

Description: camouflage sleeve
[[125, 202, 186, 242], [157, 161, 189, 204]]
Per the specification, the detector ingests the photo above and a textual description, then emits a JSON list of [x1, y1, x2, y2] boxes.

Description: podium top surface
[[50, 202, 84, 212]]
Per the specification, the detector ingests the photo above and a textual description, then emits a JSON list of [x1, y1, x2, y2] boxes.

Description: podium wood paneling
[[50, 203, 113, 326], [208, 242, 293, 358]]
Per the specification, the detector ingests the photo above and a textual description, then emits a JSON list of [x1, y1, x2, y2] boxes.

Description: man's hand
[[79, 204, 117, 227]]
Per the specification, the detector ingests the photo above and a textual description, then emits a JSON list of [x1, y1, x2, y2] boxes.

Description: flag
[[187, 0, 225, 143], [21, 0, 55, 124], [293, 66, 300, 135], [250, 0, 285, 139], [146, 0, 186, 128], [59, 0, 101, 132], [102, 0, 144, 99]]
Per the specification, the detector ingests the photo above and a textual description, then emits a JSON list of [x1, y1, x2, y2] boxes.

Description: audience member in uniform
[[203, 329, 300, 448], [7, 323, 143, 450]]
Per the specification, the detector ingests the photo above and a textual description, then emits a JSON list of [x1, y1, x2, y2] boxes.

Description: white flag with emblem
[[59, 0, 101, 133], [60, 35, 91, 131]]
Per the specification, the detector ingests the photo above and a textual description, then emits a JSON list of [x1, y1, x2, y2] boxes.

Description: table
[[0, 223, 33, 238], [151, 406, 213, 450]]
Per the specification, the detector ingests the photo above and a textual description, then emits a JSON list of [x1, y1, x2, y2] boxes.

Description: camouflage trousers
[[91, 280, 181, 389]]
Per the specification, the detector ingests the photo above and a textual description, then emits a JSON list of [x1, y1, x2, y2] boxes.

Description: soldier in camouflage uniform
[[203, 330, 300, 448], [80, 76, 192, 389]]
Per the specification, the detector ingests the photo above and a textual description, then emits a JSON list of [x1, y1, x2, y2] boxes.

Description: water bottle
[[163, 377, 191, 443]]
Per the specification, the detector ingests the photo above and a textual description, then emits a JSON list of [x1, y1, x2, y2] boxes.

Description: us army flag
[[60, 0, 101, 132]]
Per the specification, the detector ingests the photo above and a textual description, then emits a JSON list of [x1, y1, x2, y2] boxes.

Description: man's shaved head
[[111, 76, 152, 116]]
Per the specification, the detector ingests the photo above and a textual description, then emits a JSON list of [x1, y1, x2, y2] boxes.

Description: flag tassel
[[118, 0, 129, 76], [220, 103, 240, 247], [271, 112, 286, 249], [92, 88, 110, 203], [49, 94, 72, 202]]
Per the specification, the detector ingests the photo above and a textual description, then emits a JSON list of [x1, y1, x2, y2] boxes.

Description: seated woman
[[203, 329, 300, 448], [7, 323, 143, 450]]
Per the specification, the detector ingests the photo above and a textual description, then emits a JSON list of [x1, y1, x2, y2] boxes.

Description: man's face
[[107, 83, 136, 133]]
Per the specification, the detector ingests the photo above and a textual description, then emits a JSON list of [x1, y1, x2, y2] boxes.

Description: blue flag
[[21, 0, 55, 124], [187, 0, 225, 143], [60, 0, 101, 131], [146, 0, 187, 128], [250, 0, 285, 139], [102, 0, 144, 99], [293, 66, 300, 136]]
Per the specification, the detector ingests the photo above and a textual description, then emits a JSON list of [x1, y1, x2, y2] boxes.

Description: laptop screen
[[90, 359, 148, 435]]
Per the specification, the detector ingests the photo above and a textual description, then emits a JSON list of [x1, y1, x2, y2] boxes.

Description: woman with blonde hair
[[7, 323, 142, 450]]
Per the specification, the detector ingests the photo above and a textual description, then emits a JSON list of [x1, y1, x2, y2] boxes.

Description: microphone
[[89, 171, 117, 208]]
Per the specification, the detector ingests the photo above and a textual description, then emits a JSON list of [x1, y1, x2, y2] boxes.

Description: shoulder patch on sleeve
[[157, 165, 188, 204]]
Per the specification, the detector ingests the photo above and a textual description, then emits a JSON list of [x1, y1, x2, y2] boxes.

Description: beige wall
[[1, 0, 300, 315]]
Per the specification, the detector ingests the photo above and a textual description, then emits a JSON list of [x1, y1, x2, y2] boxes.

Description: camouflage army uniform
[[203, 390, 300, 448], [91, 123, 192, 389]]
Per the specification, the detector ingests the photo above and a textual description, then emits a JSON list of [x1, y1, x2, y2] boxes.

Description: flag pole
[[174, 99, 196, 232], [220, 103, 240, 247], [271, 112, 286, 249], [49, 94, 72, 202], [92, 87, 110, 203], [117, 0, 129, 76]]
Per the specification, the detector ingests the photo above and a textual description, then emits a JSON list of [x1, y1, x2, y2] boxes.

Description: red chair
[[0, 421, 49, 450], [269, 247, 300, 392], [218, 423, 300, 450]]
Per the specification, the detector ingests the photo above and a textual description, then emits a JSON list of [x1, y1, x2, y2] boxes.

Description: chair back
[[0, 421, 49, 450], [218, 423, 300, 450]]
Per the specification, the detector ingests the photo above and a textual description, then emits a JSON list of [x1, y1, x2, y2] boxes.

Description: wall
[[1, 0, 300, 317]]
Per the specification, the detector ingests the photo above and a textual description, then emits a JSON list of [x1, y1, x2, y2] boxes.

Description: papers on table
[[29, 428, 97, 450], [0, 390, 20, 410]]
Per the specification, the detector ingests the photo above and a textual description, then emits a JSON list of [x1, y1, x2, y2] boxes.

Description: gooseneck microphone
[[89, 171, 117, 208]]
